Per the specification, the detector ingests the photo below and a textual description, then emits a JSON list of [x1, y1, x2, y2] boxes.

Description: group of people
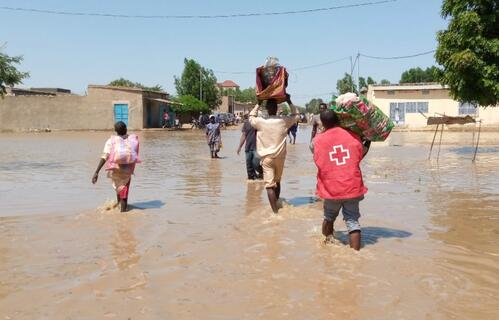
[[92, 98, 371, 250]]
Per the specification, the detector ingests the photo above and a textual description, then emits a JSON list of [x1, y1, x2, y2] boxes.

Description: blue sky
[[0, 0, 447, 105]]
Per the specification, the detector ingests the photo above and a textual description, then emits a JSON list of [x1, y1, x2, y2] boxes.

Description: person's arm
[[249, 104, 261, 129], [237, 131, 247, 155], [92, 158, 106, 184], [311, 117, 318, 141], [362, 140, 371, 158]]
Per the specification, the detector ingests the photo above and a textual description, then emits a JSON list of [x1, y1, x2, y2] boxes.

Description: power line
[[360, 50, 436, 60], [290, 57, 350, 71], [0, 0, 397, 19], [213, 56, 350, 75]]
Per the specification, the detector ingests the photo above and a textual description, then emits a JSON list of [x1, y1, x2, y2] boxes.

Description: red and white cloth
[[313, 127, 367, 199]]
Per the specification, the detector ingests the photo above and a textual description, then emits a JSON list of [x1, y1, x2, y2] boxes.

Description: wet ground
[[0, 127, 498, 319]]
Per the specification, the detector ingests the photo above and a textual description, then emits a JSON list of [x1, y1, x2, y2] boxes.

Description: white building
[[367, 83, 499, 128]]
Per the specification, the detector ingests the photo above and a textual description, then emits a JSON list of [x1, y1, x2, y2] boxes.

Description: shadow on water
[[286, 196, 320, 207], [130, 200, 165, 210], [450, 146, 499, 155], [335, 226, 412, 247]]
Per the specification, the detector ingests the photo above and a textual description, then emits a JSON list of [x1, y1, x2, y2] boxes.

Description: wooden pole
[[428, 124, 439, 160], [472, 120, 482, 162], [437, 124, 444, 161]]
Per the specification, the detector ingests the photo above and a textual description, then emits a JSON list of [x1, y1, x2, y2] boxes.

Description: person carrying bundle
[[312, 110, 370, 250], [249, 100, 298, 213], [92, 121, 140, 212]]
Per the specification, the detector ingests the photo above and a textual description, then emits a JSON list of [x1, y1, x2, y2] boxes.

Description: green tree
[[174, 58, 221, 109], [280, 104, 290, 115], [108, 77, 163, 92], [436, 0, 498, 106], [336, 73, 356, 94], [358, 77, 367, 90], [171, 95, 209, 115], [305, 98, 324, 114], [0, 49, 29, 97], [399, 66, 441, 83], [380, 79, 391, 85], [221, 87, 257, 104], [367, 77, 376, 85]]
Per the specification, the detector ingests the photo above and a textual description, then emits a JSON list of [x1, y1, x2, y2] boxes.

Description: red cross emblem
[[329, 145, 350, 165]]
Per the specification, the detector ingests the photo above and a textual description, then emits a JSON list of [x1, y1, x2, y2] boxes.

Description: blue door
[[114, 104, 129, 126]]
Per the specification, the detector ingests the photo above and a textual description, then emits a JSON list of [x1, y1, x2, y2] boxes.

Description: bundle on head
[[256, 56, 290, 104]]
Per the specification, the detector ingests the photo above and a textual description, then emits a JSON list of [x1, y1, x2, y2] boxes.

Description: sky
[[0, 0, 448, 105]]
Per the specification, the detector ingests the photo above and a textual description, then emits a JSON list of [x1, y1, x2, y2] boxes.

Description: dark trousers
[[245, 150, 263, 179]]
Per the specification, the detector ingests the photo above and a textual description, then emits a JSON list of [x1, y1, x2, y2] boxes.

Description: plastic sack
[[108, 134, 140, 165]]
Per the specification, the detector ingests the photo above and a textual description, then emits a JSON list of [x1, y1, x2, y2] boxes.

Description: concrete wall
[[369, 87, 499, 128], [0, 86, 149, 131]]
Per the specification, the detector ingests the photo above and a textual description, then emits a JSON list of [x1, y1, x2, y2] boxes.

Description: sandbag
[[333, 93, 393, 141]]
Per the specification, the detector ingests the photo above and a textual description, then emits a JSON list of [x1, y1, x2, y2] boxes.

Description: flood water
[[0, 127, 498, 319]]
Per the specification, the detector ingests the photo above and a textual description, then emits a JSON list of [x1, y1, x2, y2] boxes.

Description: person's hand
[[237, 147, 241, 155], [92, 172, 98, 184]]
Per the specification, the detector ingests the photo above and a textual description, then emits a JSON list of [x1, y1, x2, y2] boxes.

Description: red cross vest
[[313, 127, 367, 199]]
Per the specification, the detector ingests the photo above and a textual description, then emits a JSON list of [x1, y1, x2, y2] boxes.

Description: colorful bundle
[[333, 93, 393, 141], [107, 134, 140, 169], [255, 57, 289, 104]]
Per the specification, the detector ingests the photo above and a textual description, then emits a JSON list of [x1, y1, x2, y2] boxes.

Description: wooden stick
[[472, 120, 481, 162], [437, 124, 444, 162], [428, 124, 439, 160]]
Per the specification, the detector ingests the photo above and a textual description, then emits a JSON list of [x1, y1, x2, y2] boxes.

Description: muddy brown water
[[0, 127, 498, 319]]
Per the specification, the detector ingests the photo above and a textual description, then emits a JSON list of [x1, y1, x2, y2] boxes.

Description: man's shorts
[[261, 155, 285, 189], [323, 196, 364, 233]]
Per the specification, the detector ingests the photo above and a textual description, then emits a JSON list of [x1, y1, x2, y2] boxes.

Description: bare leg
[[116, 194, 120, 207], [120, 198, 128, 212], [349, 230, 361, 250], [275, 182, 281, 200], [322, 219, 334, 237], [266, 187, 279, 213]]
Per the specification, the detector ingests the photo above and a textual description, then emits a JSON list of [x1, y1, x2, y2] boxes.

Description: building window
[[405, 102, 417, 113], [387, 90, 396, 95], [393, 101, 429, 114], [421, 89, 430, 95], [458, 102, 477, 115], [417, 102, 428, 113]]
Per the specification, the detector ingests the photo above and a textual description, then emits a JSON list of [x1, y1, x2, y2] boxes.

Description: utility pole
[[357, 52, 360, 94], [199, 68, 203, 102], [349, 56, 354, 92]]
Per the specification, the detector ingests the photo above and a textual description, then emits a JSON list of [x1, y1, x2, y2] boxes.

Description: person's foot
[[324, 234, 336, 244]]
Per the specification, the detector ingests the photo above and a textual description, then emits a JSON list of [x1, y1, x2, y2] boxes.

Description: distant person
[[206, 115, 222, 159], [92, 121, 140, 212], [162, 110, 170, 128], [249, 100, 298, 213], [287, 120, 298, 144], [191, 116, 198, 129], [312, 110, 370, 250], [237, 114, 263, 180], [310, 103, 327, 141]]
